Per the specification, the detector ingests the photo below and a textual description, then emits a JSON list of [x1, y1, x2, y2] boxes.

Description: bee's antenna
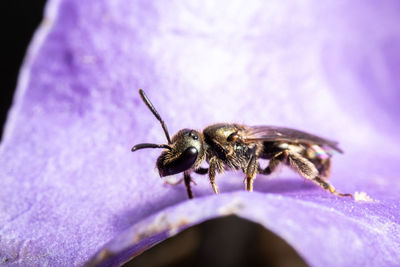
[[138, 89, 172, 144], [131, 143, 172, 152]]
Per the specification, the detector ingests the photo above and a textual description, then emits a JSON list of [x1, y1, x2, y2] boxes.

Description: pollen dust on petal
[[354, 191, 376, 203]]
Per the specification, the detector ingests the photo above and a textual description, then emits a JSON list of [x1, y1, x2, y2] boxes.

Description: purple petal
[[1, 1, 400, 266]]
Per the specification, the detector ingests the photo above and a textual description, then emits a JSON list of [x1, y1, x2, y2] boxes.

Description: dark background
[[1, 0, 46, 141]]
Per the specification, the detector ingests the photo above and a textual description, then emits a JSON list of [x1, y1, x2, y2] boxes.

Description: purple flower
[[1, 1, 400, 266]]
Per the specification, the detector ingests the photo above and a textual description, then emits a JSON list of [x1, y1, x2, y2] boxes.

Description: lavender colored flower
[[1, 1, 400, 266]]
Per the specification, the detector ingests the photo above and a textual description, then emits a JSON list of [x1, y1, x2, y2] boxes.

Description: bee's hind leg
[[312, 176, 352, 197], [286, 151, 352, 198]]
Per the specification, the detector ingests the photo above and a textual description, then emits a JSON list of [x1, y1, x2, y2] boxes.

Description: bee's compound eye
[[157, 146, 199, 177], [185, 146, 198, 157]]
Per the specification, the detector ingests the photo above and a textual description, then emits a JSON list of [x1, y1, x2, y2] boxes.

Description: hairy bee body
[[199, 123, 336, 195], [203, 123, 261, 171], [131, 90, 352, 199]]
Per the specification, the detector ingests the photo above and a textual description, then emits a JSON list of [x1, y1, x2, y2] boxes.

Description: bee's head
[[131, 90, 206, 177], [156, 129, 205, 177]]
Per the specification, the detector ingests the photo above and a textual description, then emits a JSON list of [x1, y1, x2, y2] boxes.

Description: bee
[[131, 89, 352, 199]]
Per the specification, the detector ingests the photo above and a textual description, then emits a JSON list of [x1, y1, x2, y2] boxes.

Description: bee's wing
[[242, 126, 343, 153]]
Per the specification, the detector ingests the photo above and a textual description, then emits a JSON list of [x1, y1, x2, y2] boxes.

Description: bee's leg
[[183, 171, 194, 199], [245, 155, 258, 192], [208, 157, 220, 194], [313, 176, 352, 197], [258, 151, 285, 175], [287, 151, 352, 198], [194, 167, 208, 175]]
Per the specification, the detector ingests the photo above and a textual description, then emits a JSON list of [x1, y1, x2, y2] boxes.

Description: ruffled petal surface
[[1, 1, 400, 266]]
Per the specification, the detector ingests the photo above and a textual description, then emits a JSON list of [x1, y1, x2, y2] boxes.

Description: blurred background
[[1, 1, 46, 141]]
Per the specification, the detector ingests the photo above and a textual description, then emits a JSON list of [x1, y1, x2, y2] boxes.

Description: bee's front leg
[[245, 155, 258, 192], [183, 171, 194, 199]]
